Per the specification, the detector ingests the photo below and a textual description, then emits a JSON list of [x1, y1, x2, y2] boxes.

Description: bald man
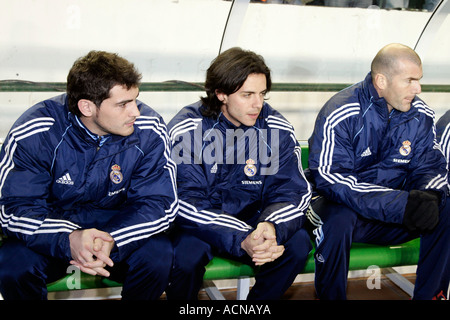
[[306, 43, 450, 300]]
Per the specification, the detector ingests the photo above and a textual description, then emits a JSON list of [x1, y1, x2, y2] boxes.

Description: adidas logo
[[361, 147, 372, 157], [56, 173, 74, 185], [210, 163, 218, 174]]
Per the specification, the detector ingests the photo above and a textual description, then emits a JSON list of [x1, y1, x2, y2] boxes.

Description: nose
[[253, 93, 264, 107], [413, 80, 421, 95], [129, 101, 140, 117]]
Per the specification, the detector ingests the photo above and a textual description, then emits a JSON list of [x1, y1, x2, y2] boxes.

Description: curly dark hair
[[201, 47, 272, 118], [66, 50, 142, 117]]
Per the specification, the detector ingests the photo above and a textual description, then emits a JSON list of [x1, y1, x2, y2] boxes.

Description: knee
[[0, 262, 40, 298], [0, 261, 22, 285], [326, 214, 356, 236], [129, 234, 173, 278], [0, 242, 49, 299], [0, 242, 44, 282], [310, 200, 357, 249], [319, 205, 357, 236], [284, 228, 312, 259], [172, 235, 211, 276]]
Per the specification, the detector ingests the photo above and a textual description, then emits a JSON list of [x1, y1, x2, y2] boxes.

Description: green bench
[[0, 143, 420, 300], [202, 239, 419, 299], [40, 239, 419, 300]]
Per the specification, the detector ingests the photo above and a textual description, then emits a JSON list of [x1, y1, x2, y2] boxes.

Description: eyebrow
[[115, 92, 139, 105], [116, 99, 134, 105], [241, 89, 267, 94], [408, 75, 423, 81]]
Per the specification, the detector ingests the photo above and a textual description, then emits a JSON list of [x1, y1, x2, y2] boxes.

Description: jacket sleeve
[[170, 124, 252, 257], [402, 105, 448, 204], [436, 110, 450, 191], [257, 120, 311, 245], [0, 121, 78, 262], [308, 104, 409, 224], [103, 116, 178, 261]]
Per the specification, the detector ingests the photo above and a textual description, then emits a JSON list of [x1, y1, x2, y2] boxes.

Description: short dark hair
[[67, 50, 142, 117], [201, 47, 272, 118]]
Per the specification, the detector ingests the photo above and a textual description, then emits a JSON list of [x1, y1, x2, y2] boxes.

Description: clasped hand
[[69, 228, 115, 277], [241, 222, 285, 266]]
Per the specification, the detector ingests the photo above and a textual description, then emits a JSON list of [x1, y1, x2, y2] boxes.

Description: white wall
[[0, 0, 229, 82]]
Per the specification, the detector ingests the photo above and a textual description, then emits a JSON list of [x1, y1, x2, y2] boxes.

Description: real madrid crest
[[110, 164, 123, 184], [399, 140, 411, 156], [244, 159, 257, 177]]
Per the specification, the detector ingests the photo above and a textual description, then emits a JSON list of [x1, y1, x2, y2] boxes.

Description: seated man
[[307, 43, 450, 300], [0, 51, 178, 300], [166, 47, 312, 300]]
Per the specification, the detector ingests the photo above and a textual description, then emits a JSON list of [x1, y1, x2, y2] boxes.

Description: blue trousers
[[166, 227, 312, 300], [0, 233, 173, 300], [309, 196, 450, 300]]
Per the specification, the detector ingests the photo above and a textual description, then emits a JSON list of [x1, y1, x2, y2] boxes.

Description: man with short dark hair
[[0, 51, 178, 300], [166, 47, 312, 300]]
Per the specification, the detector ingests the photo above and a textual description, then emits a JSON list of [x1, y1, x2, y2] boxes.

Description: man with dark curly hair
[[0, 51, 177, 300]]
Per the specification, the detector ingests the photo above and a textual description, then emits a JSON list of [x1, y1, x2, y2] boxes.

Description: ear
[[77, 99, 95, 117], [215, 90, 227, 104], [374, 73, 387, 90]]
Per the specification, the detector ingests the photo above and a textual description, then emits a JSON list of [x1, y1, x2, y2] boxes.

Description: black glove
[[403, 190, 440, 233]]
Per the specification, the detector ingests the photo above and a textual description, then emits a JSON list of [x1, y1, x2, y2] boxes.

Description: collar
[[362, 72, 420, 120], [364, 72, 385, 105], [361, 72, 391, 119], [74, 115, 111, 147]]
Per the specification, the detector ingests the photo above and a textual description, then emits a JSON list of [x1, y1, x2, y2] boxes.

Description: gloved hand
[[403, 190, 440, 233]]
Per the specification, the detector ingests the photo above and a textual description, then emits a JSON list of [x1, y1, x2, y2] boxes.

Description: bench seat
[[42, 238, 419, 298]]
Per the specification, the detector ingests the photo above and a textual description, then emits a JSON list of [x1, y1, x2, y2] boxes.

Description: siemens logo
[[108, 187, 125, 196]]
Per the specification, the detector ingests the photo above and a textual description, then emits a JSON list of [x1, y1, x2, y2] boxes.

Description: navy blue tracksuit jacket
[[0, 94, 178, 262], [309, 73, 448, 222], [168, 101, 312, 257]]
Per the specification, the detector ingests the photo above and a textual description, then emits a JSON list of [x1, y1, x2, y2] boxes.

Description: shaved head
[[371, 43, 422, 80], [370, 43, 423, 113]]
